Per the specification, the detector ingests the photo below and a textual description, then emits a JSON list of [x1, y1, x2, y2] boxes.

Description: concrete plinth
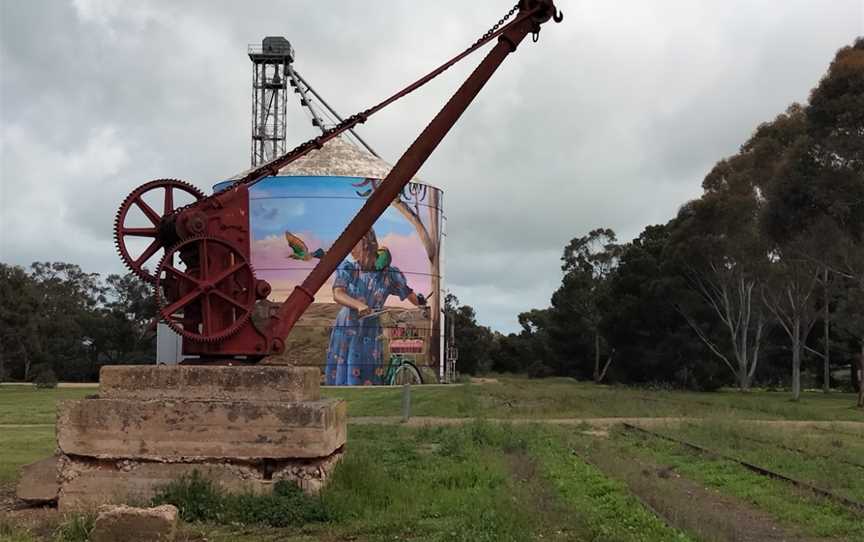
[[58, 398, 346, 460], [99, 365, 320, 402], [52, 364, 347, 511], [57, 449, 344, 511]]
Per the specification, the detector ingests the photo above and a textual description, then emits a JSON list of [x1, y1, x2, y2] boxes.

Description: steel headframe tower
[[249, 37, 294, 167]]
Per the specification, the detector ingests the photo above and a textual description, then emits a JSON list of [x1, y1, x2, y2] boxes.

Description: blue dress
[[324, 260, 412, 385]]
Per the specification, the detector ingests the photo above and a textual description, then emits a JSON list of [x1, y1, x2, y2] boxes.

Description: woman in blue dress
[[324, 229, 425, 385]]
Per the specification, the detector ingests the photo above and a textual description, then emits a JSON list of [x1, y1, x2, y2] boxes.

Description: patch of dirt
[[0, 482, 16, 513], [505, 452, 584, 540], [580, 443, 830, 542], [0, 483, 60, 541], [470, 377, 499, 384]]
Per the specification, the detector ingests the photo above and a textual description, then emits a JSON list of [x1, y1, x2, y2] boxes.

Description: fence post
[[402, 382, 411, 422]]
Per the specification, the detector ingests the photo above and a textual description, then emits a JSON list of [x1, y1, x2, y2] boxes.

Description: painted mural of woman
[[324, 229, 426, 385]]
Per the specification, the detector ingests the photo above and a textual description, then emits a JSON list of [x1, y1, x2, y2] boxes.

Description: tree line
[[450, 39, 864, 402], [0, 40, 860, 400], [0, 262, 155, 382]]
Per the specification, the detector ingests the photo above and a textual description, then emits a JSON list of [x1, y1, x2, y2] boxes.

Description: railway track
[[621, 423, 864, 515], [736, 434, 864, 470]]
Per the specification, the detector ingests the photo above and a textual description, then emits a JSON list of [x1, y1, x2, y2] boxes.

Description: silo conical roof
[[230, 136, 427, 184]]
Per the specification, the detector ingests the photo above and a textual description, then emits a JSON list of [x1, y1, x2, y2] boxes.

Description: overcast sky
[[1, 0, 861, 333]]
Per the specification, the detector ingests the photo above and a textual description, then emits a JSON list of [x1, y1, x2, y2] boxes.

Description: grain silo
[[214, 137, 446, 385]]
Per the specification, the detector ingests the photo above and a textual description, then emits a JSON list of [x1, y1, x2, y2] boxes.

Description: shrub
[[526, 360, 553, 379], [151, 471, 328, 527], [32, 364, 58, 389], [456, 373, 472, 384], [150, 470, 223, 522], [223, 481, 328, 527]]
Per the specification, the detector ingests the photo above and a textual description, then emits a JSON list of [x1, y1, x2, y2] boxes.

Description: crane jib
[[112, 0, 562, 361]]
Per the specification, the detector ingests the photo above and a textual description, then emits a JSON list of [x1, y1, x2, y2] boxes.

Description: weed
[[150, 471, 328, 528], [150, 470, 224, 522], [0, 518, 37, 542], [530, 427, 694, 541], [53, 513, 95, 542], [221, 481, 328, 528], [31, 366, 57, 390]]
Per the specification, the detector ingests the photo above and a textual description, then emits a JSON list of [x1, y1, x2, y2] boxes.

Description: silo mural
[[216, 137, 445, 385]]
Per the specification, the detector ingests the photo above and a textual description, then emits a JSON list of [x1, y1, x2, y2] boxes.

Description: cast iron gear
[[114, 179, 205, 283], [154, 235, 256, 343]]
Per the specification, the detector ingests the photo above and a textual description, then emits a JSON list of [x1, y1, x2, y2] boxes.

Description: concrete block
[[91, 504, 178, 542], [272, 449, 344, 495], [57, 398, 346, 460], [57, 450, 344, 511], [58, 456, 267, 511], [99, 365, 320, 402], [16, 456, 59, 503]]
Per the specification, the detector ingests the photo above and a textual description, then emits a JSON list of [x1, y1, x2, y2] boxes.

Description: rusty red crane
[[113, 0, 562, 362]]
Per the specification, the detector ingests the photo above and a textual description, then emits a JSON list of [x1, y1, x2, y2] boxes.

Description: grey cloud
[[1, 0, 861, 332]]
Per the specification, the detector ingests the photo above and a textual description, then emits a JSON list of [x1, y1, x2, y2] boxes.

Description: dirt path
[[0, 383, 97, 388], [0, 424, 53, 428], [350, 416, 864, 432], [504, 452, 587, 540], [5, 417, 859, 431]]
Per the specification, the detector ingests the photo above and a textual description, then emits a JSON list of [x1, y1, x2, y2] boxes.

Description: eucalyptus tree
[[554, 228, 623, 383], [762, 39, 864, 401], [668, 133, 775, 391]]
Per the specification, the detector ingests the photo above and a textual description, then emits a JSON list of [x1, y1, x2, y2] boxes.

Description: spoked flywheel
[[155, 236, 257, 343], [114, 179, 205, 283]]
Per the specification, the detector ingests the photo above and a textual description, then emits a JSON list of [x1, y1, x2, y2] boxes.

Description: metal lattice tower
[[249, 37, 294, 167]]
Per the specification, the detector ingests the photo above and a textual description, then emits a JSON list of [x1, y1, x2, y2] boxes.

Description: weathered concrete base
[[58, 448, 344, 511], [51, 364, 347, 512], [16, 456, 59, 503], [91, 504, 178, 542], [99, 365, 320, 402], [58, 397, 347, 460]]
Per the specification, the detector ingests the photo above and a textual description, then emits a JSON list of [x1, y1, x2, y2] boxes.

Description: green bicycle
[[361, 306, 429, 385], [385, 354, 423, 385]]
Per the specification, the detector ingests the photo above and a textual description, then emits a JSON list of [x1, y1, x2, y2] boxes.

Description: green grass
[[317, 423, 545, 541], [1, 378, 861, 488], [179, 423, 688, 542], [2, 378, 863, 541], [0, 426, 55, 482], [0, 387, 93, 425], [2, 378, 861, 425], [321, 377, 864, 421], [528, 426, 692, 541], [322, 382, 481, 418]]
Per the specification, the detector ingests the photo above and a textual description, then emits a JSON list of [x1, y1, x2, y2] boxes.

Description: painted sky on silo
[[247, 176, 443, 305]]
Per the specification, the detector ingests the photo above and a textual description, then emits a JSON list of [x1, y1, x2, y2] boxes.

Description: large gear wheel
[[155, 236, 256, 343], [114, 179, 205, 283]]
